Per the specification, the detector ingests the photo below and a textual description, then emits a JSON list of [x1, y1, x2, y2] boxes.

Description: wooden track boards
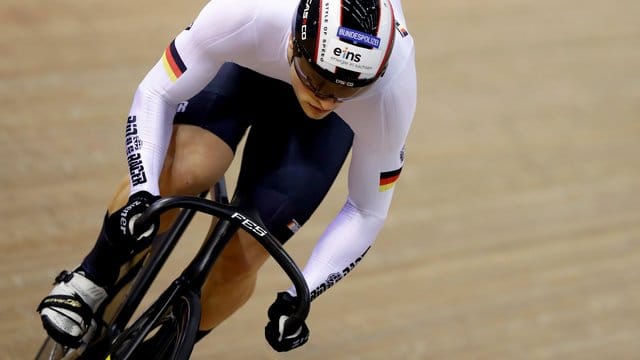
[[1, 0, 639, 358]]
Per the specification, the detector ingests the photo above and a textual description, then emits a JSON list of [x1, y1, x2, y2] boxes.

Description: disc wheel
[[107, 290, 201, 360]]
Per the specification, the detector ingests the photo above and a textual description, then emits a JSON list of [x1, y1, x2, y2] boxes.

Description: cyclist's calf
[[199, 231, 271, 330]]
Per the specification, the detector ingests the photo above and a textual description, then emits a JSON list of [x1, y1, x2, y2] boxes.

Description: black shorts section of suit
[[174, 63, 354, 242]]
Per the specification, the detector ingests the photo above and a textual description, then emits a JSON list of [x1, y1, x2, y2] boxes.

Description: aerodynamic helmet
[[292, 0, 396, 88]]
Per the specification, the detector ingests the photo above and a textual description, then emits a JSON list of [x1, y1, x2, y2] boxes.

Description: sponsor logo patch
[[336, 26, 380, 48], [176, 101, 189, 113], [309, 247, 370, 300], [324, 38, 383, 75], [300, 0, 313, 40], [126, 116, 148, 187]]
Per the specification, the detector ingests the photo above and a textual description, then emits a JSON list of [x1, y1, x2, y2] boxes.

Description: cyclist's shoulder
[[188, 0, 295, 46], [388, 0, 417, 68], [197, 0, 296, 26], [338, 61, 416, 146]]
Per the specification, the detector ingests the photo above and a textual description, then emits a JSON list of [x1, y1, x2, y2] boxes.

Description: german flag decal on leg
[[379, 167, 402, 192], [162, 40, 187, 82]]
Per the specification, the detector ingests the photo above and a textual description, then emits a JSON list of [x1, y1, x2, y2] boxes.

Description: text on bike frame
[[231, 212, 267, 237]]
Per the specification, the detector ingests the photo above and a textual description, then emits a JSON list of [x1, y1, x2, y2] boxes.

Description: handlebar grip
[[284, 315, 304, 333], [133, 198, 172, 234]]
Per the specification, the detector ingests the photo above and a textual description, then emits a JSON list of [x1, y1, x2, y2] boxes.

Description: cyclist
[[37, 0, 416, 352]]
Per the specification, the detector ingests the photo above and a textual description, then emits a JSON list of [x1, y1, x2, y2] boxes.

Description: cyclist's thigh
[[167, 63, 256, 195], [173, 62, 254, 154], [160, 124, 233, 196]]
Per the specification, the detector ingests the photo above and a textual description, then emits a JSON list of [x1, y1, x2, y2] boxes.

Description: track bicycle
[[35, 179, 311, 359]]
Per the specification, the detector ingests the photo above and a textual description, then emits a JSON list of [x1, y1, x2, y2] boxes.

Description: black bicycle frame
[[108, 191, 206, 334], [109, 188, 310, 339]]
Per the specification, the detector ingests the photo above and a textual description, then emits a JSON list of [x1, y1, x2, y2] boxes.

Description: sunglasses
[[292, 55, 364, 102]]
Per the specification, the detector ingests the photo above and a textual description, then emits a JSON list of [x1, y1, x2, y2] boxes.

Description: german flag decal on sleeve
[[379, 167, 402, 192], [162, 40, 187, 82]]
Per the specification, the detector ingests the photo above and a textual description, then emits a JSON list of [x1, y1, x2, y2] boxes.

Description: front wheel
[[107, 289, 201, 360]]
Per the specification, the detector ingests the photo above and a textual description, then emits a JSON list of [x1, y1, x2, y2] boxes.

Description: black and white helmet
[[292, 0, 396, 88]]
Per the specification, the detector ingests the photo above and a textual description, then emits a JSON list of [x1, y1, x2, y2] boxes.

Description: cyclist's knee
[[158, 166, 209, 196], [215, 232, 269, 281]]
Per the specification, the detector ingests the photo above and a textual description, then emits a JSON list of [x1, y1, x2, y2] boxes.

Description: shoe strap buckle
[[54, 270, 74, 284]]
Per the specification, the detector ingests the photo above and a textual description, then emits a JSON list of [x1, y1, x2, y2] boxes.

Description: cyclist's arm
[[292, 69, 417, 300], [124, 1, 259, 196], [294, 138, 403, 300]]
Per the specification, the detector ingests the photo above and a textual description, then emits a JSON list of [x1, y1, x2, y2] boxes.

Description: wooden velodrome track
[[2, 0, 639, 358]]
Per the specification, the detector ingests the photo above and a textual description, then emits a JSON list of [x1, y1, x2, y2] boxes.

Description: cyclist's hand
[[108, 191, 160, 247], [264, 292, 310, 352]]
